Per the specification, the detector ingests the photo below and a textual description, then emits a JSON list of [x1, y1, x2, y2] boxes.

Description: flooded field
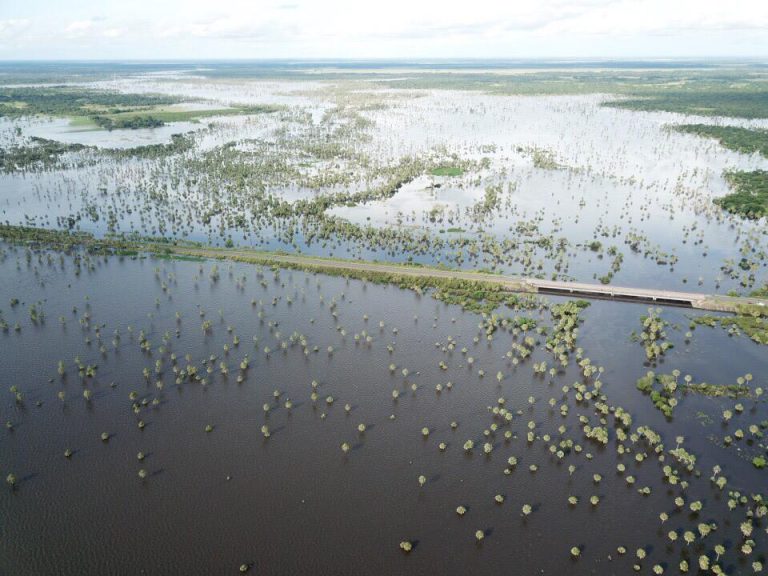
[[1, 67, 767, 293], [0, 245, 766, 575], [1, 61, 767, 575]]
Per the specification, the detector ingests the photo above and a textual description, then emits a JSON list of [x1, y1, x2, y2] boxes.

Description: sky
[[1, 0, 767, 60]]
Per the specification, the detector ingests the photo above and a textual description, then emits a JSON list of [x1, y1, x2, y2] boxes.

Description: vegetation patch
[[633, 308, 673, 361], [0, 132, 197, 173], [86, 105, 279, 131], [0, 137, 89, 172], [714, 170, 768, 219], [692, 305, 768, 345], [432, 282, 540, 315], [636, 371, 678, 417], [91, 114, 165, 131], [106, 133, 196, 159], [0, 86, 178, 119], [674, 124, 768, 157], [606, 90, 768, 119], [429, 165, 464, 177], [518, 146, 564, 170], [637, 371, 753, 417], [0, 86, 278, 130]]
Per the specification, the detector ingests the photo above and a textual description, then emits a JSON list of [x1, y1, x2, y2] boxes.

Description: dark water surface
[[0, 245, 766, 575]]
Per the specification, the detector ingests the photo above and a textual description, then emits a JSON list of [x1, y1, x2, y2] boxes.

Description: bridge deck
[[526, 279, 706, 306]]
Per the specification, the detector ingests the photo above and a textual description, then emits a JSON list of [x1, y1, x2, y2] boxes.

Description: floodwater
[[19, 117, 204, 150], [0, 245, 765, 575], [1, 65, 767, 575], [1, 77, 767, 293]]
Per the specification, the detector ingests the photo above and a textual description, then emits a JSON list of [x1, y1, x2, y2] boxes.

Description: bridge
[[527, 279, 710, 308]]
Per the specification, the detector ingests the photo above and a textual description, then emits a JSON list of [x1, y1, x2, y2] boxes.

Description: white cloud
[[0, 19, 31, 40], [1, 0, 767, 58], [64, 19, 95, 38], [102, 27, 123, 38], [541, 0, 768, 36]]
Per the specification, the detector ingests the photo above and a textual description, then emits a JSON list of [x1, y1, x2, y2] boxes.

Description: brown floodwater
[[0, 245, 766, 575]]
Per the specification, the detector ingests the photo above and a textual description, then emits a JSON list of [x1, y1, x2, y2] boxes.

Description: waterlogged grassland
[[1, 64, 768, 296], [0, 223, 540, 316], [0, 132, 198, 171], [4, 61, 768, 116], [276, 67, 768, 119]]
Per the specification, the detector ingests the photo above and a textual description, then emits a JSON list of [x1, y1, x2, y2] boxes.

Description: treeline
[[0, 137, 89, 172], [0, 133, 196, 173], [675, 124, 768, 157], [607, 90, 768, 120], [672, 125, 768, 218], [716, 170, 768, 219], [0, 86, 178, 119], [106, 133, 195, 159], [92, 114, 166, 131]]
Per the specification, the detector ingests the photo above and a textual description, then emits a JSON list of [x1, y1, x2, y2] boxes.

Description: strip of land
[[166, 245, 766, 313], [2, 225, 765, 313]]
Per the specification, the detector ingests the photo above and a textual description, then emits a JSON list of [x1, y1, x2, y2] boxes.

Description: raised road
[[163, 245, 767, 314]]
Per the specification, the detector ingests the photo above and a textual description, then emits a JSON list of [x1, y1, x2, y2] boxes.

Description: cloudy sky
[[1, 0, 767, 60]]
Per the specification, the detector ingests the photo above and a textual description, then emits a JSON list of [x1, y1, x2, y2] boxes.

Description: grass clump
[[638, 369, 755, 417], [692, 306, 768, 345], [429, 165, 464, 177], [636, 371, 677, 417], [529, 147, 562, 170]]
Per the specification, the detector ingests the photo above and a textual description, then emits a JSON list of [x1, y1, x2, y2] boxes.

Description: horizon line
[[1, 56, 768, 63]]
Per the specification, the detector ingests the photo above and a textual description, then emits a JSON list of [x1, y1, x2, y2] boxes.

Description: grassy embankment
[[0, 224, 539, 317]]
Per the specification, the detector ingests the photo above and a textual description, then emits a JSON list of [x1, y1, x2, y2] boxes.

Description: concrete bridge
[[527, 279, 710, 308]]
